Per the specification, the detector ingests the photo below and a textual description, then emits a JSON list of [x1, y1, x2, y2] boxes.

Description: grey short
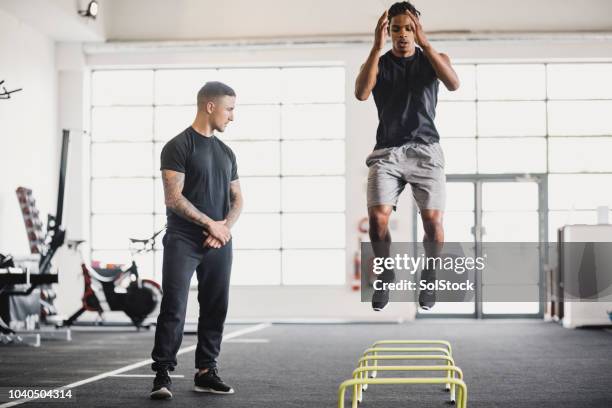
[[366, 142, 446, 212]]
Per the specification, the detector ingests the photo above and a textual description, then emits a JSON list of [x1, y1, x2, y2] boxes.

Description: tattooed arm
[[203, 180, 243, 248], [225, 180, 243, 228], [162, 169, 231, 244]]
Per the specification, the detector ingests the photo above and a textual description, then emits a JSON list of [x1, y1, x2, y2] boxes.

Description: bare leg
[[368, 205, 394, 311], [419, 209, 444, 309]]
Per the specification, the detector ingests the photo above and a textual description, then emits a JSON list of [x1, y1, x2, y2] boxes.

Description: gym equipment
[[337, 339, 467, 408], [60, 229, 164, 329]]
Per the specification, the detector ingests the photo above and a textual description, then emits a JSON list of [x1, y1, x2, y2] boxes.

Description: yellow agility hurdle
[[338, 376, 468, 408], [363, 347, 451, 380], [358, 354, 455, 392], [371, 340, 453, 356], [352, 365, 463, 404], [366, 341, 454, 391]]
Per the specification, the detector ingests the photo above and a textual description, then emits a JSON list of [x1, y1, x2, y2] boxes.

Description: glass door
[[416, 174, 547, 318]]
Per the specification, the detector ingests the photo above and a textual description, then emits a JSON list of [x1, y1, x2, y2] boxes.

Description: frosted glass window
[[477, 64, 545, 100], [282, 214, 345, 249], [446, 183, 474, 211], [549, 174, 612, 210], [549, 137, 612, 173], [217, 68, 282, 104], [154, 143, 163, 175], [92, 143, 153, 177], [281, 67, 344, 103], [230, 250, 281, 285], [482, 301, 539, 315], [482, 212, 539, 242], [154, 250, 163, 281], [282, 250, 345, 285], [226, 141, 280, 176], [92, 70, 153, 106], [482, 183, 538, 211], [478, 102, 546, 137], [417, 211, 474, 242], [91, 250, 155, 280], [442, 139, 476, 174], [547, 64, 612, 100], [154, 106, 195, 141], [438, 64, 476, 101], [240, 177, 281, 213], [435, 102, 476, 137], [282, 177, 345, 212], [92, 107, 153, 141], [155, 178, 165, 214], [281, 104, 345, 140], [223, 105, 281, 141], [91, 214, 153, 249], [419, 302, 475, 315], [154, 69, 216, 105], [477, 138, 546, 174], [231, 214, 280, 249], [548, 210, 601, 242], [282, 140, 344, 175], [548, 101, 612, 136], [92, 179, 154, 214], [92, 66, 345, 286]]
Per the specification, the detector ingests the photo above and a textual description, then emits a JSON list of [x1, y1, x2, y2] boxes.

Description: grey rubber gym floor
[[1, 320, 611, 407]]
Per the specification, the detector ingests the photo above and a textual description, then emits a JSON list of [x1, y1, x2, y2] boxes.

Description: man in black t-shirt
[[355, 2, 460, 311], [150, 82, 243, 400]]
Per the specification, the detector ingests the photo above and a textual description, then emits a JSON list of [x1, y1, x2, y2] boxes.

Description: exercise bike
[[61, 229, 164, 329]]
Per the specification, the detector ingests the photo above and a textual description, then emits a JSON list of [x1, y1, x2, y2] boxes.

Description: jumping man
[[355, 2, 460, 311]]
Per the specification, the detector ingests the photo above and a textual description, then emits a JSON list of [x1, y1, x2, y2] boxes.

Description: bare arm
[[354, 11, 388, 101], [203, 180, 243, 248], [422, 48, 460, 91], [225, 180, 243, 228], [162, 169, 231, 243], [162, 169, 213, 227], [407, 11, 460, 91]]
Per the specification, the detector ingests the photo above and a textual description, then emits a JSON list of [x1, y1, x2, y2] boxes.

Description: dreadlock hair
[[388, 1, 421, 23]]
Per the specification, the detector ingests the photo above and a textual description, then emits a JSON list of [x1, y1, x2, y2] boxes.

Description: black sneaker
[[150, 370, 173, 400], [418, 269, 436, 310], [372, 269, 395, 311], [372, 288, 390, 311], [194, 368, 234, 394]]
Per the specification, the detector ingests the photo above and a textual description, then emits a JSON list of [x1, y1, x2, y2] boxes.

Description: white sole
[[193, 385, 235, 394], [150, 387, 172, 399]]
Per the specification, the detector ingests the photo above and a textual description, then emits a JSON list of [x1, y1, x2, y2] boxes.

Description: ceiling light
[[78, 0, 99, 19]]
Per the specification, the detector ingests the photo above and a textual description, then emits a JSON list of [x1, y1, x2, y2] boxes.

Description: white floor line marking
[[224, 338, 269, 343], [110, 374, 185, 378], [0, 323, 270, 407]]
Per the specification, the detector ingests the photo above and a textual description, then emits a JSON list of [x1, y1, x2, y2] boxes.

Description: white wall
[[0, 7, 58, 256]]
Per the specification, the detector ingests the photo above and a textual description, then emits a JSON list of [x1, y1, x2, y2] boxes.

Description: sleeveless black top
[[372, 47, 440, 149]]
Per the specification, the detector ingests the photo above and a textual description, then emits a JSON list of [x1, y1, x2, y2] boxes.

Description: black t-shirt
[[372, 47, 440, 149], [160, 127, 238, 233]]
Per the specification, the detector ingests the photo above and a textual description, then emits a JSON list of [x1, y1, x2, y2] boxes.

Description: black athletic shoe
[[418, 269, 436, 310], [150, 370, 173, 400], [372, 288, 390, 311], [372, 269, 395, 311], [194, 368, 235, 394]]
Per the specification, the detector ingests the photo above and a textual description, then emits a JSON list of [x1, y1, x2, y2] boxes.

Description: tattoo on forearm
[[162, 170, 211, 228], [226, 182, 243, 228]]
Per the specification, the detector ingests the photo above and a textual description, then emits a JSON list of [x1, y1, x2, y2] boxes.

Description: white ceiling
[[105, 0, 612, 41], [1, 0, 611, 43]]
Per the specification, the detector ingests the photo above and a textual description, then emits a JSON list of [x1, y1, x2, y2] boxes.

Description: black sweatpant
[[151, 229, 232, 371]]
